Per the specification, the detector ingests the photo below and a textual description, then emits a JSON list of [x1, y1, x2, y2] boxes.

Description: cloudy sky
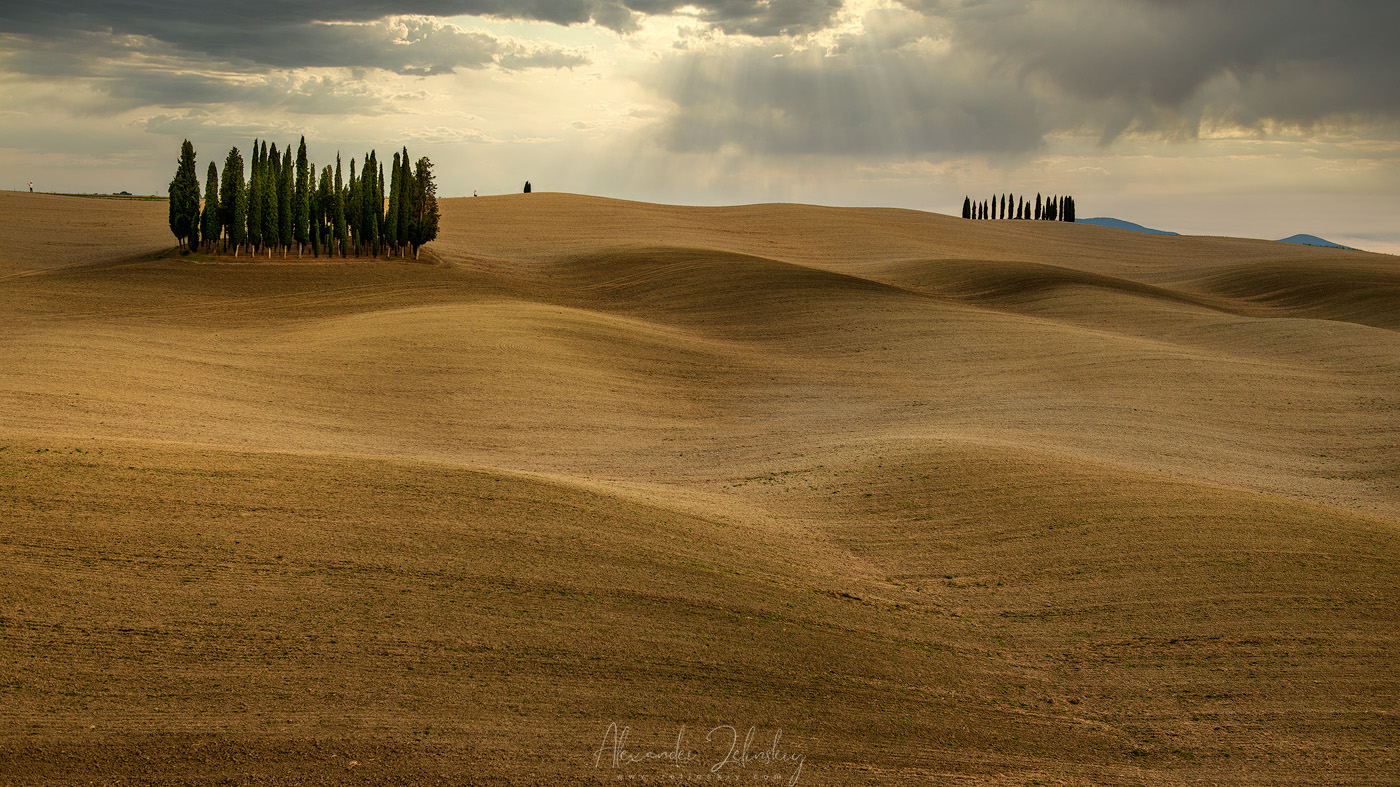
[[2, 0, 1397, 251]]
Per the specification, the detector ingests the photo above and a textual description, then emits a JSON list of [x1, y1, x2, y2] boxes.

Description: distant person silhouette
[[28, 181, 34, 192]]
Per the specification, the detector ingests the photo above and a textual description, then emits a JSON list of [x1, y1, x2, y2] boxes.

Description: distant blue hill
[[1276, 234, 1352, 250], [1078, 217, 1178, 236]]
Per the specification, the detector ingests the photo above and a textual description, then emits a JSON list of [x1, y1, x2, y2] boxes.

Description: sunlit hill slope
[[2, 191, 1397, 785]]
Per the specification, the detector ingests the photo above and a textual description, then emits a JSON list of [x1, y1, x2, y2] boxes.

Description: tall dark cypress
[[202, 161, 220, 252], [247, 140, 262, 251], [408, 156, 439, 258], [333, 156, 347, 258], [168, 139, 200, 252], [397, 148, 413, 257], [962, 196, 971, 220], [278, 144, 293, 253], [384, 151, 401, 256], [366, 151, 381, 257], [343, 157, 355, 256], [261, 142, 278, 256], [313, 165, 331, 257], [375, 159, 386, 256], [219, 147, 244, 254], [294, 138, 309, 256]]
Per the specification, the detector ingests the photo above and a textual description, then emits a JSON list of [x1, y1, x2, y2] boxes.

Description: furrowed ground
[[2, 190, 1397, 785]]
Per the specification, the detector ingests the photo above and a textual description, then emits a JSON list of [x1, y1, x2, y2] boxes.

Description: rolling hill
[[2, 191, 1397, 785], [1077, 216, 1179, 235]]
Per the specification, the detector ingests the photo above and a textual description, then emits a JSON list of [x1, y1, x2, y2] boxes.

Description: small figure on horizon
[[474, 190, 477, 197], [28, 181, 34, 193]]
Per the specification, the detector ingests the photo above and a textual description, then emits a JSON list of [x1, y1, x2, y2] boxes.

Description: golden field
[[1, 190, 1397, 785]]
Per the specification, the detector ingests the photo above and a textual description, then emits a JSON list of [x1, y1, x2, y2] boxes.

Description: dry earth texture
[[2, 190, 1398, 786]]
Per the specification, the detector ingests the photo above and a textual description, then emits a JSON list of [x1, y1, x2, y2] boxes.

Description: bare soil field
[[2, 190, 1397, 785]]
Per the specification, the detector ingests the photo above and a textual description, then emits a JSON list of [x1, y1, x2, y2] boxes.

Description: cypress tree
[[524, 181, 532, 194], [167, 139, 200, 252], [398, 148, 413, 257], [278, 144, 293, 254], [312, 165, 329, 257], [247, 140, 262, 251], [1035, 193, 1042, 220], [219, 147, 245, 254], [262, 142, 278, 257], [962, 196, 971, 220], [347, 158, 361, 256], [294, 139, 309, 256], [319, 165, 333, 255], [375, 160, 386, 257], [333, 155, 347, 258], [384, 151, 401, 256], [202, 161, 220, 252], [365, 151, 381, 257], [408, 156, 439, 258]]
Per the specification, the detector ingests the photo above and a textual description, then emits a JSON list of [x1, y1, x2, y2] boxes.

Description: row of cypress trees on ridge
[[961, 193, 1076, 222], [168, 137, 440, 259]]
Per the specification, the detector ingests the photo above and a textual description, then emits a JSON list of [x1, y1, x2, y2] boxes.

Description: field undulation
[[2, 191, 1397, 785]]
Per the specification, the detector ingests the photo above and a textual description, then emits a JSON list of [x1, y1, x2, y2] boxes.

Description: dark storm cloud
[[908, 0, 1400, 133], [0, 0, 844, 117], [686, 0, 844, 37], [650, 0, 1400, 161], [0, 0, 845, 70], [0, 13, 585, 79]]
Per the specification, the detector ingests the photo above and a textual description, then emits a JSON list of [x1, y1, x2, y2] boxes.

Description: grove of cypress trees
[[167, 139, 200, 252], [202, 161, 220, 252]]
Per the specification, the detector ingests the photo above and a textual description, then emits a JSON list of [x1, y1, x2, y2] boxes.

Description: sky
[[2, 0, 1398, 252]]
